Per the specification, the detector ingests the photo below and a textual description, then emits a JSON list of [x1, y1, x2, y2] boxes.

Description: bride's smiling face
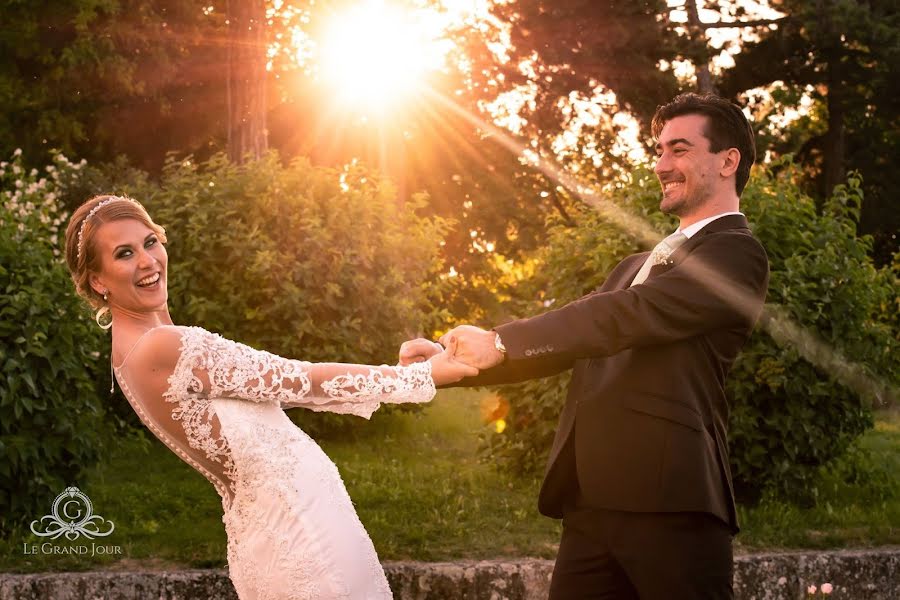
[[89, 218, 169, 313]]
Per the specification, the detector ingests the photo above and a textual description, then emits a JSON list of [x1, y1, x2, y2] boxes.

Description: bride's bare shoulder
[[133, 325, 209, 370]]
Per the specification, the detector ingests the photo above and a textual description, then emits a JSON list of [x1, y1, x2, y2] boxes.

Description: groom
[[401, 93, 769, 598]]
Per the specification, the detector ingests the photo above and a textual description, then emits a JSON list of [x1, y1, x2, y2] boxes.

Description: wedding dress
[[112, 325, 435, 599]]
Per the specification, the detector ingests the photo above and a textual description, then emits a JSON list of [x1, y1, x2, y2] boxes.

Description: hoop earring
[[95, 293, 112, 330]]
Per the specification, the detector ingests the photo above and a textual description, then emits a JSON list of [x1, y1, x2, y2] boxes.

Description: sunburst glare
[[315, 1, 453, 113]]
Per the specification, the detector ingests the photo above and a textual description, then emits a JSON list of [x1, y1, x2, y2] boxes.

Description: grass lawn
[[735, 406, 899, 552], [2, 391, 896, 573]]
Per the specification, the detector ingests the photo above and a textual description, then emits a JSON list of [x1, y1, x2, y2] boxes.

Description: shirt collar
[[677, 211, 744, 239]]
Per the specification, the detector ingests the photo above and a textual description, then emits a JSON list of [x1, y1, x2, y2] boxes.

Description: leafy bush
[[728, 164, 898, 503], [93, 153, 449, 435], [0, 151, 117, 534], [482, 162, 899, 504]]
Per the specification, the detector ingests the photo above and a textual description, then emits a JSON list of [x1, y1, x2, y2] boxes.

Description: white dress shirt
[[678, 211, 744, 239]]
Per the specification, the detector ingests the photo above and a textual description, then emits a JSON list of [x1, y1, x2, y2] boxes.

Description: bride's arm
[[144, 326, 473, 419], [281, 340, 477, 416]]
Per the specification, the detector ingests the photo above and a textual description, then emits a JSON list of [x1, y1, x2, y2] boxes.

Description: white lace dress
[[112, 325, 435, 599]]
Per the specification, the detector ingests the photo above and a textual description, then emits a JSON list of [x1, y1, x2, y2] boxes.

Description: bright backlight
[[318, 1, 444, 113]]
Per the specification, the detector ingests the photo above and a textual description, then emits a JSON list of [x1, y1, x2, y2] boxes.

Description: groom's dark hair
[[651, 93, 756, 195]]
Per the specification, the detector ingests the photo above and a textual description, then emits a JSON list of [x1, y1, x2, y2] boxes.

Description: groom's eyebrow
[[656, 138, 694, 152]]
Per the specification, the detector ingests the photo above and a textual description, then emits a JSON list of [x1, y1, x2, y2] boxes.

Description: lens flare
[[317, 1, 448, 114]]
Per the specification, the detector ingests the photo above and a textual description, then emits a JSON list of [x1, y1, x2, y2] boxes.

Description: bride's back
[[114, 325, 236, 506]]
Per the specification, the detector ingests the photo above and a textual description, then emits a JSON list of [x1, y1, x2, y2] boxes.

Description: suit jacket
[[460, 215, 769, 532]]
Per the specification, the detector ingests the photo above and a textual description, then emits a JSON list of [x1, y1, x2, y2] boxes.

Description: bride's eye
[[116, 248, 132, 259], [146, 237, 157, 247]]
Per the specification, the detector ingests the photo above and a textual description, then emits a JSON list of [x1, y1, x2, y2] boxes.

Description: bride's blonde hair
[[64, 195, 167, 309]]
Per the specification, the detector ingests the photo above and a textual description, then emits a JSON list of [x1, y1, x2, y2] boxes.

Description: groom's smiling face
[[654, 114, 729, 218], [89, 218, 169, 313]]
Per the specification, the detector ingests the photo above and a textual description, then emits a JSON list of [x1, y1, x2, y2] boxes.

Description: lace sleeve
[[296, 360, 435, 418], [166, 327, 435, 419]]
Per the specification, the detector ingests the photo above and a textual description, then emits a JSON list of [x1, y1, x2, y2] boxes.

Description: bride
[[64, 194, 477, 599]]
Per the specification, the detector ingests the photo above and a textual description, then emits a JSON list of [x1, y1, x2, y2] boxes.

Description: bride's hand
[[427, 337, 479, 384]]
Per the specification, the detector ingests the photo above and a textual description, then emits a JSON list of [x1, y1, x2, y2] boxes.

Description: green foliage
[[482, 162, 899, 503], [0, 0, 226, 172], [0, 150, 119, 535], [90, 152, 449, 435], [467, 0, 685, 132], [721, 0, 900, 263], [728, 163, 898, 503]]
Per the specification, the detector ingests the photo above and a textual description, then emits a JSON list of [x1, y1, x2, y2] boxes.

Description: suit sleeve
[[495, 231, 769, 361], [443, 352, 573, 388], [443, 253, 646, 388]]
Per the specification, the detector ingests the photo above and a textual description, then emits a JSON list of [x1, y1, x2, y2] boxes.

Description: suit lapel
[[612, 254, 649, 290], [642, 215, 751, 282]]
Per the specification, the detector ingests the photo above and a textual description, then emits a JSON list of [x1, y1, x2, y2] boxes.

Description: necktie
[[629, 231, 688, 287]]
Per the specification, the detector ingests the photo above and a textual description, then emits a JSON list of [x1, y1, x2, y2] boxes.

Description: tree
[[0, 0, 230, 173], [226, 0, 268, 162], [718, 0, 900, 263], [461, 0, 686, 139]]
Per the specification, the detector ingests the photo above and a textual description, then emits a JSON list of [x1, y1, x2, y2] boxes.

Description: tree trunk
[[823, 60, 846, 197], [686, 0, 716, 94], [227, 0, 268, 163]]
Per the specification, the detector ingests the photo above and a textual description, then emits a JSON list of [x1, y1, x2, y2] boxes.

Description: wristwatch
[[493, 331, 507, 355]]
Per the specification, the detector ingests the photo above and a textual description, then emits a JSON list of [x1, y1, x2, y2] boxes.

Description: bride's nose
[[136, 247, 158, 268]]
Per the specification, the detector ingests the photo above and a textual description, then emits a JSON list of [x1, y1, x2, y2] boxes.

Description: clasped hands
[[400, 325, 505, 385]]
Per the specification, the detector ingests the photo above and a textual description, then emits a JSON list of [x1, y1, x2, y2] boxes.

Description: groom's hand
[[399, 338, 443, 366], [439, 325, 504, 370]]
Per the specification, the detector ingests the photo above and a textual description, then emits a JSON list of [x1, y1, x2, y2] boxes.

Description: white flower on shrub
[[1, 149, 83, 257]]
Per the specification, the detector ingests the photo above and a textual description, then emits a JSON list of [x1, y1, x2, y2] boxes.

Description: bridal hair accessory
[[76, 196, 140, 262]]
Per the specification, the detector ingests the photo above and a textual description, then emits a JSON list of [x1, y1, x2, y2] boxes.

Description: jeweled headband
[[76, 196, 141, 262]]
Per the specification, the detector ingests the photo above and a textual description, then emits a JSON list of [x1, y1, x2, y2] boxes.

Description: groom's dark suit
[[459, 214, 769, 598]]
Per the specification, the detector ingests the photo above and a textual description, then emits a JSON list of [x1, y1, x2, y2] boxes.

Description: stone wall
[[1, 549, 897, 599]]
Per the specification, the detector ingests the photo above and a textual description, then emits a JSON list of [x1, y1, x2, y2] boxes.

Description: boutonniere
[[649, 243, 678, 267]]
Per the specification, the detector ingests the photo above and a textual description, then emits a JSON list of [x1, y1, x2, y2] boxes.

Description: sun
[[317, 1, 447, 114]]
